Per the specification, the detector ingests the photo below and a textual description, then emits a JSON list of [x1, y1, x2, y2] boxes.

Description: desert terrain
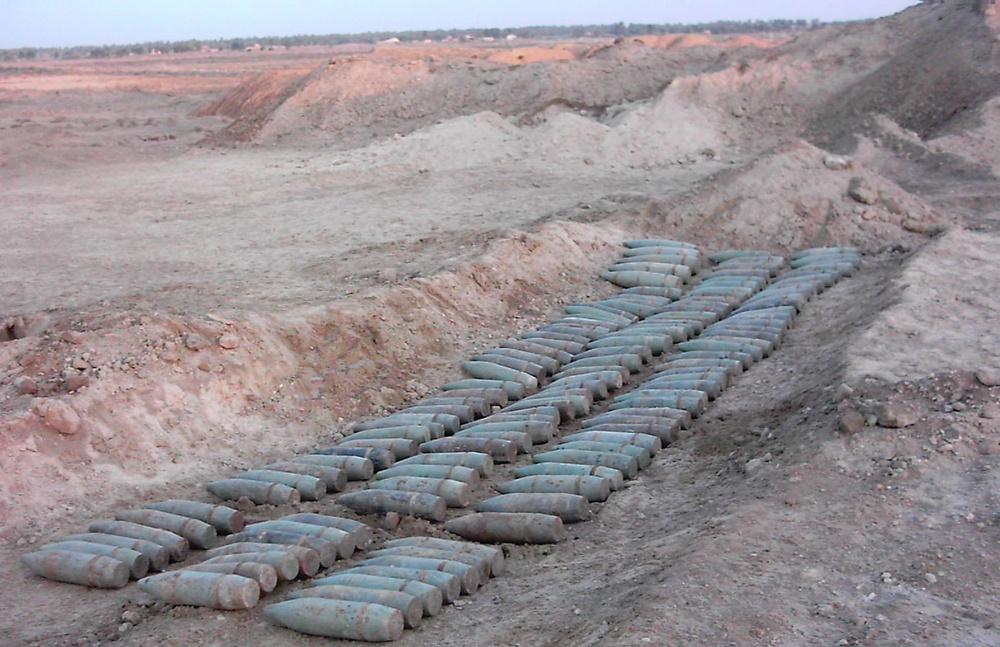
[[1, 0, 1000, 645]]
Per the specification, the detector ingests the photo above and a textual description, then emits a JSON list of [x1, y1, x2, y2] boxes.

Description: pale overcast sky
[[0, 0, 920, 49]]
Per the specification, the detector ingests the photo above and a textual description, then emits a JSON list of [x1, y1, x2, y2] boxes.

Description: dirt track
[[2, 2, 1000, 645]]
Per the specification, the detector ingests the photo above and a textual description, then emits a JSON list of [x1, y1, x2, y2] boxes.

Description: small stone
[[71, 357, 91, 371], [745, 457, 766, 475], [15, 376, 38, 395], [979, 438, 1000, 454], [34, 399, 81, 435], [184, 334, 209, 351], [876, 401, 920, 428], [383, 512, 402, 530], [835, 383, 855, 401], [121, 610, 139, 623], [63, 373, 90, 392], [881, 572, 893, 583], [975, 368, 1000, 387], [218, 333, 240, 350], [235, 496, 256, 512], [951, 401, 967, 412], [118, 622, 131, 635], [824, 155, 852, 170], [61, 330, 87, 345], [848, 176, 879, 205], [924, 573, 937, 584], [839, 403, 866, 434], [197, 359, 212, 372]]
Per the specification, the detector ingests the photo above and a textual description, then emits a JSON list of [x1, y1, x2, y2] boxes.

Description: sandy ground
[[2, 1, 1000, 645]]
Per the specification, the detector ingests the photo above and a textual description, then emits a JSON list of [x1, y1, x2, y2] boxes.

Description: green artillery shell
[[88, 520, 188, 562], [344, 565, 461, 603], [337, 490, 447, 522], [497, 475, 610, 502], [383, 536, 505, 577], [533, 449, 639, 479], [39, 541, 148, 579], [233, 470, 326, 501], [206, 478, 301, 506], [562, 430, 661, 453], [205, 542, 320, 577], [502, 338, 578, 362], [397, 404, 476, 424], [139, 571, 259, 610], [367, 546, 491, 581], [312, 572, 443, 616], [335, 438, 420, 460], [474, 493, 590, 523], [461, 419, 555, 444], [435, 387, 509, 407], [611, 389, 709, 415], [62, 532, 170, 571], [419, 437, 517, 463], [21, 550, 128, 588], [114, 509, 217, 550], [460, 360, 539, 390], [282, 513, 374, 550], [353, 412, 461, 435], [444, 512, 565, 544], [452, 429, 532, 453], [442, 378, 527, 400], [264, 598, 403, 641], [358, 555, 480, 595], [243, 520, 355, 559], [293, 454, 374, 480], [183, 562, 278, 593], [513, 462, 624, 491], [412, 395, 493, 417], [396, 451, 493, 476], [375, 463, 480, 486], [345, 425, 432, 443], [557, 441, 651, 469], [222, 530, 338, 567], [147, 500, 244, 534], [600, 270, 683, 289], [559, 353, 644, 373], [202, 551, 299, 581], [310, 447, 396, 471], [261, 462, 347, 492], [289, 584, 422, 629]]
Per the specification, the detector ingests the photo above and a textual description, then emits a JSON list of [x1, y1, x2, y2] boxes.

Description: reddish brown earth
[[2, 1, 1000, 645]]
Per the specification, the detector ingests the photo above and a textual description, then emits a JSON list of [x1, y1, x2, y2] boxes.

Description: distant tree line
[[0, 19, 822, 61]]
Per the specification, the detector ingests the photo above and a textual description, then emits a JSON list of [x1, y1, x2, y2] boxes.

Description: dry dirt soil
[[2, 1, 1000, 645]]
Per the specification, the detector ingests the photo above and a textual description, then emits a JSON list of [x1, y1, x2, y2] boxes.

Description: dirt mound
[[486, 45, 580, 65]]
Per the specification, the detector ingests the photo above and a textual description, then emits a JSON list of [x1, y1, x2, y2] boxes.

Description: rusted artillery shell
[[345, 425, 432, 444], [458, 419, 553, 444], [375, 463, 479, 486], [383, 536, 505, 578], [546, 370, 624, 392], [513, 462, 624, 491], [344, 565, 461, 603], [584, 407, 692, 429], [433, 387, 509, 407], [359, 555, 480, 595], [412, 395, 492, 418], [369, 476, 471, 508], [477, 408, 562, 427], [311, 446, 396, 471], [354, 412, 461, 435], [610, 391, 708, 416], [589, 334, 670, 354], [474, 349, 559, 375], [575, 344, 653, 365], [501, 339, 575, 363], [542, 379, 609, 400], [504, 394, 589, 419], [63, 533, 170, 572], [445, 512, 565, 544], [202, 551, 299, 581], [497, 475, 610, 502], [282, 513, 374, 551], [533, 449, 639, 479], [559, 353, 644, 374], [139, 571, 259, 610], [88, 520, 189, 562], [644, 377, 723, 399], [233, 470, 326, 501], [312, 572, 443, 617], [260, 462, 347, 492], [183, 562, 278, 593], [147, 500, 244, 535], [40, 541, 148, 579], [222, 530, 338, 567], [460, 360, 539, 390], [557, 441, 652, 469], [289, 584, 422, 629], [243, 520, 355, 559], [397, 404, 476, 424], [396, 451, 493, 476], [114, 509, 217, 550], [264, 598, 403, 641], [452, 429, 532, 453], [419, 437, 517, 463], [443, 378, 527, 400], [338, 490, 447, 522], [206, 478, 301, 506], [294, 454, 374, 481], [335, 438, 420, 460], [206, 542, 320, 577], [562, 430, 661, 453], [367, 547, 490, 582], [522, 329, 591, 345], [555, 364, 631, 384], [474, 493, 590, 523], [22, 550, 129, 588]]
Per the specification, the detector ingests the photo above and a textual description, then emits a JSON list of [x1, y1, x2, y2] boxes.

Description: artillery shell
[[452, 429, 532, 453], [243, 520, 355, 559], [139, 571, 259, 610], [444, 512, 565, 544], [344, 565, 461, 603], [202, 551, 299, 581], [183, 562, 278, 593], [383, 536, 505, 577], [281, 513, 374, 550], [222, 530, 338, 567], [39, 541, 148, 579], [312, 572, 443, 616], [338, 490, 447, 522], [561, 430, 661, 453], [294, 454, 374, 480], [335, 438, 420, 460], [434, 387, 509, 407], [461, 418, 556, 444], [419, 437, 517, 463], [375, 463, 480, 486], [353, 412, 461, 435], [233, 470, 326, 501], [358, 555, 480, 595], [532, 449, 639, 479], [442, 378, 527, 400], [147, 500, 244, 534], [309, 446, 396, 471], [21, 550, 128, 588], [88, 520, 188, 562], [395, 451, 493, 476], [206, 478, 301, 506], [460, 360, 539, 390], [205, 542, 320, 577], [289, 584, 422, 629], [367, 546, 491, 581], [62, 532, 170, 571], [260, 462, 347, 492], [264, 598, 403, 641], [513, 462, 624, 491], [497, 475, 611, 502], [397, 404, 476, 424], [114, 509, 217, 550], [474, 493, 590, 523], [344, 425, 432, 444], [557, 441, 651, 469]]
